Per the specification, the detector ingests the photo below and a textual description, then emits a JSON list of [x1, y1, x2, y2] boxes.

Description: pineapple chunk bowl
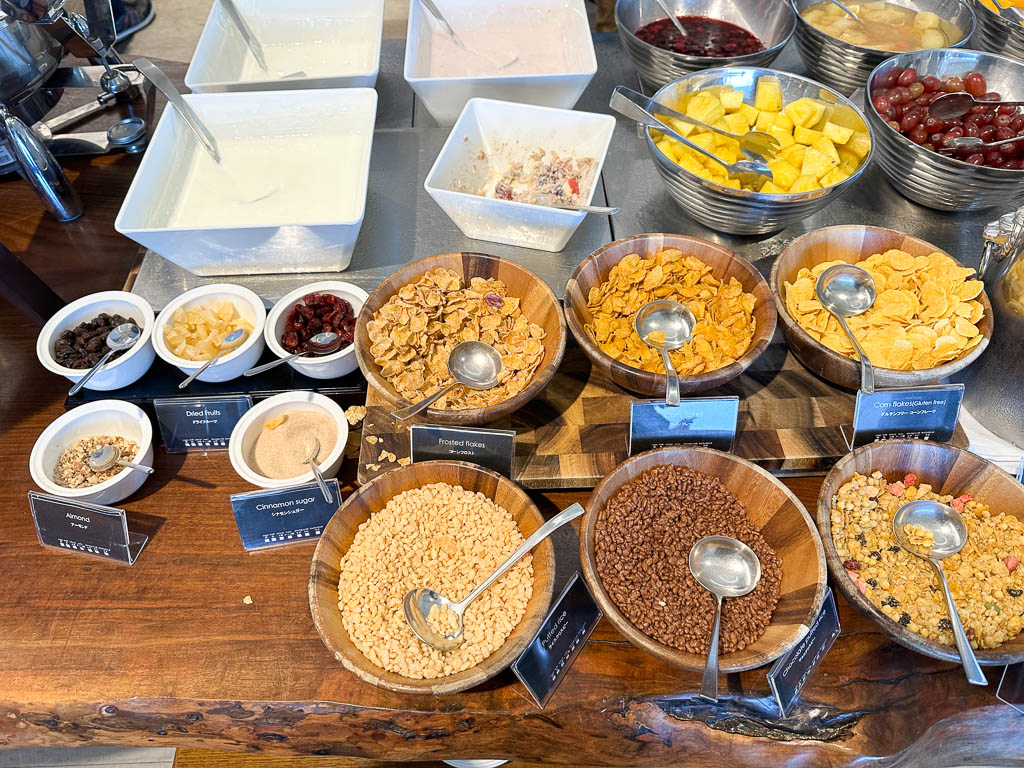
[[152, 284, 267, 384], [644, 67, 873, 235]]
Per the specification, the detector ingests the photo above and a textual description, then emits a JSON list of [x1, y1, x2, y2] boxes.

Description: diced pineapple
[[801, 146, 839, 179], [656, 139, 679, 162], [793, 126, 823, 145], [789, 174, 822, 193], [754, 110, 778, 132], [737, 103, 759, 127], [772, 113, 794, 133], [759, 181, 788, 194], [689, 133, 717, 153], [768, 126, 795, 148], [719, 177, 742, 189], [822, 121, 854, 144], [723, 112, 748, 135], [719, 89, 744, 112], [820, 166, 852, 187], [837, 146, 860, 172], [677, 155, 706, 176], [847, 130, 872, 159], [755, 77, 783, 112], [779, 144, 807, 166], [812, 135, 840, 164], [716, 144, 740, 164], [666, 118, 696, 137], [766, 159, 800, 189], [785, 97, 827, 128], [686, 93, 725, 125]]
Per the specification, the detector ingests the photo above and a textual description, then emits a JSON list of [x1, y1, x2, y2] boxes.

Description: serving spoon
[[391, 341, 504, 421], [419, 0, 518, 70], [815, 264, 877, 394], [634, 299, 695, 408], [178, 327, 247, 390], [942, 134, 1024, 151], [244, 331, 342, 376], [403, 503, 586, 650], [824, 0, 865, 24], [68, 323, 141, 396], [303, 437, 333, 505], [929, 91, 1024, 121], [88, 444, 154, 475], [220, 0, 306, 79], [892, 499, 987, 686], [610, 87, 774, 187], [689, 536, 762, 702], [650, 0, 689, 39]]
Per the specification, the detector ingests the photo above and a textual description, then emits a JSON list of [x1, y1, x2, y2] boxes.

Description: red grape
[[898, 68, 918, 87], [980, 91, 1001, 102], [944, 76, 966, 93], [998, 104, 1018, 115], [965, 153, 985, 165], [901, 113, 922, 131], [910, 125, 929, 144], [879, 68, 901, 89], [921, 76, 942, 92], [964, 72, 987, 98]]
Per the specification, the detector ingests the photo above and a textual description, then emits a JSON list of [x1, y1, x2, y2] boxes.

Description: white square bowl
[[115, 88, 376, 276], [424, 98, 615, 252], [403, 0, 598, 124], [184, 0, 384, 93]]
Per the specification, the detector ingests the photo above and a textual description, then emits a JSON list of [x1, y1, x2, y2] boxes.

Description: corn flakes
[[366, 268, 546, 410], [784, 249, 985, 370], [585, 249, 757, 375]]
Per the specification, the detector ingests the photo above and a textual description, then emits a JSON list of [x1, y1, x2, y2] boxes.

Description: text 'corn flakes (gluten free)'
[[366, 268, 545, 410], [784, 249, 985, 370], [585, 249, 757, 375]]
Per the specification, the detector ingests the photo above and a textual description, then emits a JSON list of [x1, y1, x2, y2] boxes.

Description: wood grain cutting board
[[356, 341, 968, 489]]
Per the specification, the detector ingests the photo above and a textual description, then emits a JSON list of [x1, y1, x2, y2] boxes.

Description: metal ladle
[[178, 327, 247, 390], [404, 502, 587, 650], [391, 341, 504, 421], [634, 299, 696, 407], [244, 331, 342, 376], [303, 436, 333, 505], [88, 444, 154, 475], [824, 0, 865, 25], [815, 264, 877, 394], [892, 499, 987, 686], [928, 91, 1024, 121], [68, 323, 141, 396], [688, 535, 762, 702], [220, 0, 306, 78], [650, 0, 689, 39], [419, 0, 518, 70]]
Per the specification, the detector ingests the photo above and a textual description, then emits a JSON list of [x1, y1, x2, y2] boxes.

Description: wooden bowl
[[771, 225, 993, 390], [565, 234, 777, 398], [309, 460, 555, 695], [579, 446, 826, 673], [354, 252, 567, 426], [818, 440, 1024, 666]]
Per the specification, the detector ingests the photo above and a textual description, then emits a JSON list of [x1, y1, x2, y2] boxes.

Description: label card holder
[[230, 480, 340, 551], [28, 491, 148, 565], [628, 396, 739, 456], [842, 384, 964, 449], [154, 395, 253, 453], [512, 572, 603, 709], [766, 586, 841, 718], [410, 423, 515, 478]]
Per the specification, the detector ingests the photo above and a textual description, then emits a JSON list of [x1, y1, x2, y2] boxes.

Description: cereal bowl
[[580, 446, 827, 673], [565, 234, 776, 398], [771, 225, 993, 390], [29, 400, 154, 506], [153, 283, 266, 384], [308, 460, 555, 694], [818, 439, 1024, 665], [228, 391, 348, 489], [264, 281, 368, 380], [354, 252, 567, 426], [36, 291, 156, 392]]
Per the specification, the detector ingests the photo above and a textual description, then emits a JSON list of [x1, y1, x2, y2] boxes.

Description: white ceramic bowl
[[114, 88, 377, 276], [29, 400, 155, 506], [228, 391, 349, 489], [153, 284, 267, 384], [264, 281, 368, 380], [424, 98, 616, 252], [36, 291, 156, 392], [403, 0, 597, 124], [185, 0, 384, 93]]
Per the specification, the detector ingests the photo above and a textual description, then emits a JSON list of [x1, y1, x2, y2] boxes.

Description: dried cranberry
[[844, 559, 862, 570], [484, 293, 504, 308]]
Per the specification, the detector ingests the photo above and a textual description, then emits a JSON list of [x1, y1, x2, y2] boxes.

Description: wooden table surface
[[1, 78, 1021, 768]]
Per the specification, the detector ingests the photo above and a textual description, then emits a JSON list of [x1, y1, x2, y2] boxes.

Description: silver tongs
[[979, 205, 1024, 279]]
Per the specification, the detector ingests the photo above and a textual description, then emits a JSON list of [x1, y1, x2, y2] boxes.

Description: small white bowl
[[228, 391, 349, 489], [264, 281, 368, 380], [30, 400, 154, 506], [36, 291, 156, 392], [424, 98, 616, 252], [185, 0, 385, 93], [153, 283, 267, 384], [403, 0, 597, 124]]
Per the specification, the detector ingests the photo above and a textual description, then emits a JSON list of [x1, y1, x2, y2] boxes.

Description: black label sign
[[28, 491, 148, 565], [512, 572, 603, 708], [846, 384, 964, 449], [230, 480, 340, 551], [629, 396, 739, 455], [766, 587, 841, 717], [154, 395, 253, 453], [410, 423, 515, 478]]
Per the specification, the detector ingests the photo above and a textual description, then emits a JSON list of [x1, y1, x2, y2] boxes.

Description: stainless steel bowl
[[615, 0, 796, 91], [643, 67, 873, 235], [866, 48, 1024, 210], [971, 0, 1024, 61], [790, 0, 976, 95]]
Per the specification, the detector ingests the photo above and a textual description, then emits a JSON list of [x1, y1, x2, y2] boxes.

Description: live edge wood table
[[2, 55, 1023, 768]]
